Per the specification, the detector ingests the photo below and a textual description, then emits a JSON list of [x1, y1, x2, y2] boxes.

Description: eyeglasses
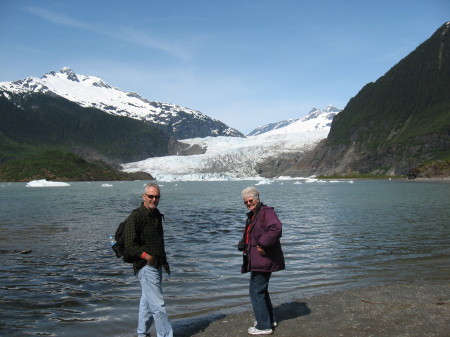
[[244, 199, 255, 205], [145, 194, 161, 199]]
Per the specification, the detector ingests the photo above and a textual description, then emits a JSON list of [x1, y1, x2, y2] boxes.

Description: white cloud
[[26, 6, 194, 60]]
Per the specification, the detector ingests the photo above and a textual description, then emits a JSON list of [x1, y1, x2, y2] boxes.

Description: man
[[124, 182, 173, 337]]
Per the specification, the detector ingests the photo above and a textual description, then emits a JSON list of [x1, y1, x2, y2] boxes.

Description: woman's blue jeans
[[137, 265, 173, 337], [249, 271, 273, 330]]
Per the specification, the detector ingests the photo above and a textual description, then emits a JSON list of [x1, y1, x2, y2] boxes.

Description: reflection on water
[[0, 180, 449, 336]]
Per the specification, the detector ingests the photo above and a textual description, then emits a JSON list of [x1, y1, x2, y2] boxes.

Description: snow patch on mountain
[[247, 119, 297, 136], [247, 105, 341, 136], [122, 106, 341, 181]]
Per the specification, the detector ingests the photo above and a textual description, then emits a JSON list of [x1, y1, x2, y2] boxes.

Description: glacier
[[122, 106, 341, 181]]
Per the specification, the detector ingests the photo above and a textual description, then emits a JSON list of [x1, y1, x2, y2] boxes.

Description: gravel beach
[[174, 280, 449, 337]]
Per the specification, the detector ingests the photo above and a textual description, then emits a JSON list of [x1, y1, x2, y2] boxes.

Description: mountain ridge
[[0, 67, 244, 139], [247, 106, 340, 136]]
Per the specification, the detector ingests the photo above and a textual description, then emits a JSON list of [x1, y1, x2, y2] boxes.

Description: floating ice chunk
[[26, 179, 70, 187], [255, 178, 273, 185], [153, 172, 238, 182], [277, 176, 295, 180]]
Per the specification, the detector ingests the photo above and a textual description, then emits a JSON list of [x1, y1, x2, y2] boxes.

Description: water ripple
[[0, 180, 449, 336]]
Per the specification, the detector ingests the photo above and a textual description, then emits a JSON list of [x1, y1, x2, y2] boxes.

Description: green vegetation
[[0, 151, 151, 181], [321, 22, 450, 175], [0, 91, 173, 181], [0, 132, 41, 162], [0, 150, 152, 182], [406, 160, 450, 179], [0, 92, 173, 164], [328, 22, 449, 151]]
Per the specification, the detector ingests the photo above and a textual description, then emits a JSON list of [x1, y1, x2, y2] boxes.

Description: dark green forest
[[0, 92, 172, 181]]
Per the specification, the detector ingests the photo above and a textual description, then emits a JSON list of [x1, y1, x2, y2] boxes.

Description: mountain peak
[[325, 105, 341, 113], [247, 106, 341, 136], [43, 67, 79, 82], [302, 106, 340, 122], [309, 105, 340, 113]]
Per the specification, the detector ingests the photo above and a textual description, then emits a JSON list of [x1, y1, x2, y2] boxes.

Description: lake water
[[0, 179, 449, 336]]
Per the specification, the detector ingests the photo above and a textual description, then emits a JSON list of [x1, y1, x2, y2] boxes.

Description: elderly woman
[[239, 186, 285, 335]]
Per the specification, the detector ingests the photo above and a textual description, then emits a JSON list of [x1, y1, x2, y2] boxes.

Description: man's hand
[[146, 255, 156, 266], [142, 252, 156, 266]]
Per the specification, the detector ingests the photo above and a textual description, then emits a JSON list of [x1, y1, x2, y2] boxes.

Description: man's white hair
[[144, 182, 160, 192]]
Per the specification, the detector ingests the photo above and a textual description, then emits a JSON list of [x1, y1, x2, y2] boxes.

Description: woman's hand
[[257, 245, 266, 256]]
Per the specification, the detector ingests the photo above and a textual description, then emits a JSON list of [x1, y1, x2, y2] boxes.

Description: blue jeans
[[137, 265, 173, 337], [249, 271, 273, 330]]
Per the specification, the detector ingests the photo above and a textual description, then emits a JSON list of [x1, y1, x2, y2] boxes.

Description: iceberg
[[255, 178, 274, 185], [26, 179, 70, 187]]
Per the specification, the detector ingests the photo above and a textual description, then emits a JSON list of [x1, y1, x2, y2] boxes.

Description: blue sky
[[0, 0, 448, 134]]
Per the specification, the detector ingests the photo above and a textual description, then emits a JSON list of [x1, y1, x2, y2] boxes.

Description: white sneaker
[[248, 326, 273, 335], [254, 321, 278, 328]]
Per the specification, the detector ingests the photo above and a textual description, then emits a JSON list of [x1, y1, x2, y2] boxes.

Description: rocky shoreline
[[173, 280, 449, 337]]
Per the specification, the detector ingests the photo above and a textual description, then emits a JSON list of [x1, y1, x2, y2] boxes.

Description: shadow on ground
[[173, 301, 311, 336], [173, 313, 227, 337], [274, 301, 311, 323]]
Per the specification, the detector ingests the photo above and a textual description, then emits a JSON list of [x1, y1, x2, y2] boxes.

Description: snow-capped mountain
[[247, 105, 341, 136], [0, 67, 243, 139], [247, 119, 297, 136], [122, 106, 341, 180]]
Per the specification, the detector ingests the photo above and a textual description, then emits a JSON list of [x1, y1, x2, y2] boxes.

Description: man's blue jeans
[[137, 265, 173, 337], [249, 271, 273, 330]]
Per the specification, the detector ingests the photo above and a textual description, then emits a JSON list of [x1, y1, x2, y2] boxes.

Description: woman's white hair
[[241, 186, 260, 201]]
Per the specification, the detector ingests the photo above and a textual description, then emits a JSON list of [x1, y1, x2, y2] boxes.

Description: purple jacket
[[241, 205, 285, 273]]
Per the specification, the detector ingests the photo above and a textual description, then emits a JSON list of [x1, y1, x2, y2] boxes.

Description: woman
[[239, 186, 285, 335]]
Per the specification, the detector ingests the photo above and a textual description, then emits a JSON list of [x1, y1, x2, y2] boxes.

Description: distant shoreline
[[411, 176, 450, 181], [2, 176, 449, 183], [319, 176, 450, 182]]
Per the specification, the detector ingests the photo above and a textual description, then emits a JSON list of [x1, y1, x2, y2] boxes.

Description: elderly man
[[124, 182, 173, 337]]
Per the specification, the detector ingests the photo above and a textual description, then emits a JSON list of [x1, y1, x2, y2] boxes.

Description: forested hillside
[[0, 92, 178, 164]]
